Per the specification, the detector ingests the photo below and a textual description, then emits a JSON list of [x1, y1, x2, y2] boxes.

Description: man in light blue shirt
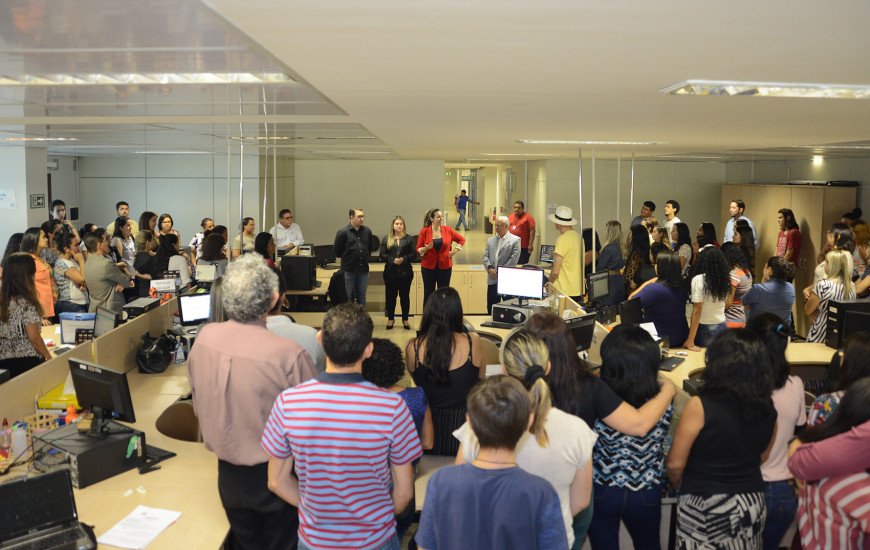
[[270, 209, 305, 253], [723, 199, 758, 246]]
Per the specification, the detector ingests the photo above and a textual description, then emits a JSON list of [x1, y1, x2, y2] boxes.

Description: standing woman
[[53, 232, 88, 314], [721, 242, 753, 328], [849, 218, 869, 279], [805, 249, 854, 343], [697, 222, 720, 248], [671, 222, 694, 276], [630, 249, 690, 347], [734, 225, 757, 275], [684, 247, 733, 351], [20, 227, 57, 324], [154, 233, 191, 289], [667, 329, 777, 549], [198, 233, 229, 279], [380, 215, 416, 330], [232, 217, 256, 259], [813, 222, 853, 285], [133, 230, 158, 297], [40, 219, 62, 266], [582, 228, 602, 271], [0, 254, 52, 377], [111, 216, 136, 279], [157, 213, 180, 241], [596, 221, 626, 306], [138, 211, 158, 238], [417, 208, 465, 306], [623, 224, 651, 294]]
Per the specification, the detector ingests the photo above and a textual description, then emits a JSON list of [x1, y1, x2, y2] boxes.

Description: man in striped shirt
[[262, 303, 421, 550]]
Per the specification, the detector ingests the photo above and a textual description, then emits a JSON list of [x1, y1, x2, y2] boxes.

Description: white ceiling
[[2, 0, 870, 161]]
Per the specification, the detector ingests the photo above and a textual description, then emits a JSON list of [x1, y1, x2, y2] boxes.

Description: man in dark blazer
[[482, 216, 521, 313]]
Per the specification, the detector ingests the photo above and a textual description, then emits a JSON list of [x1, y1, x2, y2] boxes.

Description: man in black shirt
[[333, 207, 372, 307]]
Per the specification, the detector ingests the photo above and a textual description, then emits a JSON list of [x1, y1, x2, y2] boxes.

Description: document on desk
[[97, 505, 182, 549]]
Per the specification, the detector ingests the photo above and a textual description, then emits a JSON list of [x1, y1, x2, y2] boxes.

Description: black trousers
[[384, 272, 413, 321], [518, 248, 531, 265], [217, 460, 298, 550], [0, 356, 44, 379], [421, 266, 452, 308], [487, 284, 501, 314]]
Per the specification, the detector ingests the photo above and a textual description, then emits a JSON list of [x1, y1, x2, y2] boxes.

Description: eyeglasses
[[282, 216, 293, 220]]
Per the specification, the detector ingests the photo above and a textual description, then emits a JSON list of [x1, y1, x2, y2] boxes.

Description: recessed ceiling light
[[660, 80, 870, 99], [132, 151, 212, 155], [515, 139, 664, 146], [0, 73, 294, 86], [0, 137, 79, 141], [479, 153, 557, 157], [230, 136, 376, 141]]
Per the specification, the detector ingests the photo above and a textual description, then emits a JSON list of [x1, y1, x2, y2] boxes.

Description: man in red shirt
[[508, 201, 536, 265], [776, 208, 801, 267]]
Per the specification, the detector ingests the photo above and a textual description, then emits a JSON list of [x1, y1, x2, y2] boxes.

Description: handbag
[[136, 332, 175, 374]]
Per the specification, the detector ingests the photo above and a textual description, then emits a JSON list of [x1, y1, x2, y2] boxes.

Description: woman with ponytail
[[453, 328, 598, 548]]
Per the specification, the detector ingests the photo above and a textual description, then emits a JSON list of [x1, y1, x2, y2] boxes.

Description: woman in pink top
[[19, 227, 56, 324]]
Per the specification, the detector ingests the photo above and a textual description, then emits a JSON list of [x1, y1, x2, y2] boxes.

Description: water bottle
[[11, 425, 27, 457], [174, 337, 185, 364], [0, 420, 10, 460]]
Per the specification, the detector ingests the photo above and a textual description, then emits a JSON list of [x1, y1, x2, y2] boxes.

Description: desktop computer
[[281, 255, 317, 291], [825, 299, 870, 349]]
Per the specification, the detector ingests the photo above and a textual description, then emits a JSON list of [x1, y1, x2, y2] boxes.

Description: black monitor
[[620, 297, 644, 325], [67, 358, 135, 438], [565, 312, 597, 351], [497, 266, 544, 306], [539, 244, 555, 263], [313, 245, 337, 268], [587, 270, 610, 302], [178, 293, 211, 326], [93, 306, 118, 338]]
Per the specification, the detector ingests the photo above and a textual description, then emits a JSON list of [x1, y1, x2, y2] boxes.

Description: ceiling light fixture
[[515, 139, 664, 146], [229, 135, 376, 141], [0, 72, 294, 86], [660, 80, 870, 99], [0, 137, 79, 142], [478, 153, 558, 157], [132, 151, 212, 155], [813, 155, 824, 165]]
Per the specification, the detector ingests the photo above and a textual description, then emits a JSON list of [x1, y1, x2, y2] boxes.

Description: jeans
[[421, 266, 452, 308], [694, 321, 727, 347], [455, 209, 468, 230], [762, 480, 797, 550], [55, 300, 88, 315], [344, 271, 369, 307], [299, 535, 399, 550], [383, 272, 413, 321], [587, 485, 662, 550]]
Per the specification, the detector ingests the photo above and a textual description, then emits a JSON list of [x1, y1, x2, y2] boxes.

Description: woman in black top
[[380, 216, 416, 329], [623, 224, 652, 294], [133, 230, 158, 297]]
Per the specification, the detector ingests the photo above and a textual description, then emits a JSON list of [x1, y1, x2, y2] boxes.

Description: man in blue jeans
[[454, 189, 479, 230], [333, 207, 372, 306]]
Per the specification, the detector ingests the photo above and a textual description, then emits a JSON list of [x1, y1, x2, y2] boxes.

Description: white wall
[[295, 160, 444, 244], [0, 149, 29, 249]]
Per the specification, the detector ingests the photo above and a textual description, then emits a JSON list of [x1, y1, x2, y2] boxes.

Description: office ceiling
[[1, 0, 870, 162]]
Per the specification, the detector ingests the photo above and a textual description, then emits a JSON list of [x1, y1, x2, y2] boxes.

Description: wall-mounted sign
[[0, 190, 15, 209], [30, 194, 45, 208]]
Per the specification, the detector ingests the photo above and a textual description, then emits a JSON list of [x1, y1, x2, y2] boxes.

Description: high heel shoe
[[402, 321, 411, 330], [386, 320, 395, 330]]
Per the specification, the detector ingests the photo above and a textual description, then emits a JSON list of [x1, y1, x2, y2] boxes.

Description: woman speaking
[[417, 208, 465, 306]]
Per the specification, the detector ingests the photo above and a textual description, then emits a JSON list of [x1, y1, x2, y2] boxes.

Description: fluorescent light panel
[[661, 80, 870, 99], [516, 139, 664, 145], [0, 137, 78, 141], [0, 73, 294, 86]]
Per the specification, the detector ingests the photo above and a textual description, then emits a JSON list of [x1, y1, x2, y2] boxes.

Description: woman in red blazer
[[417, 208, 465, 306]]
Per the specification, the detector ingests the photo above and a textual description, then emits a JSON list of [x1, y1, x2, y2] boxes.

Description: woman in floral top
[[0, 253, 52, 377], [808, 331, 870, 426], [20, 227, 57, 324]]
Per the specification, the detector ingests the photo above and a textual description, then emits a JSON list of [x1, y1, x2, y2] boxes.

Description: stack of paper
[[97, 506, 182, 549]]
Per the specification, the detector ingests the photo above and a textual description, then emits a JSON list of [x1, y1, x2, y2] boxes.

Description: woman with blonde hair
[[453, 327, 597, 548], [805, 249, 855, 343], [380, 215, 416, 329], [597, 220, 626, 306]]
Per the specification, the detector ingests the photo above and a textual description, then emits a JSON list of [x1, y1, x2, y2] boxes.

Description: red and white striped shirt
[[798, 471, 870, 549]]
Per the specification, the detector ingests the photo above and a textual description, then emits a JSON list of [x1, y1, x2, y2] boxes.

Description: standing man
[[270, 209, 305, 254], [776, 208, 802, 266], [723, 199, 759, 245], [630, 200, 656, 228], [188, 254, 318, 550], [508, 201, 537, 264], [663, 199, 682, 233], [83, 229, 132, 314], [334, 207, 372, 307], [49, 199, 80, 241], [454, 189, 480, 231], [483, 216, 522, 313], [106, 201, 139, 235], [188, 217, 214, 265], [262, 303, 421, 550], [548, 206, 584, 303]]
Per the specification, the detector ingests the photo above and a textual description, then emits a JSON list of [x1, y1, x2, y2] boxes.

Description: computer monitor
[[619, 297, 644, 325], [539, 244, 555, 264], [497, 266, 544, 306], [93, 307, 118, 338], [313, 245, 337, 268], [565, 312, 597, 351], [587, 270, 610, 302], [178, 293, 211, 326], [67, 358, 135, 438]]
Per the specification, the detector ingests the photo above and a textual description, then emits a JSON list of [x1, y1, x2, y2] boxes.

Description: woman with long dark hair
[[20, 227, 57, 324], [416, 208, 465, 306], [154, 233, 191, 288], [671, 222, 693, 276], [807, 331, 870, 426], [133, 230, 158, 297], [40, 219, 62, 266], [684, 247, 733, 351], [0, 253, 52, 377], [254, 232, 276, 267], [583, 227, 602, 270], [111, 216, 136, 281], [733, 224, 756, 275], [721, 242, 753, 328], [587, 324, 674, 550], [53, 232, 88, 314], [630, 249, 689, 347], [623, 224, 651, 294], [813, 222, 853, 285], [198, 233, 228, 279], [1, 232, 24, 273], [698, 222, 719, 248], [405, 287, 483, 456], [138, 210, 158, 237], [667, 329, 777, 549], [746, 314, 807, 550], [380, 215, 416, 329]]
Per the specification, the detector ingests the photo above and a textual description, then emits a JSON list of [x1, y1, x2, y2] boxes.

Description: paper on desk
[[485, 364, 502, 377], [640, 322, 659, 339], [97, 505, 182, 549]]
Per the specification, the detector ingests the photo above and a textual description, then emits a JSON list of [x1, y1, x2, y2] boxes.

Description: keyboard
[[659, 356, 686, 372], [13, 527, 82, 550], [145, 444, 177, 463], [481, 320, 522, 330]]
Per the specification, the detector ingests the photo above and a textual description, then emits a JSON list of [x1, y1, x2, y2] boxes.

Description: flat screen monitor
[[565, 312, 597, 351], [178, 293, 211, 326], [620, 297, 643, 325], [93, 307, 117, 338], [68, 358, 135, 438], [539, 244, 555, 263], [313, 245, 337, 267], [843, 309, 870, 341], [497, 266, 544, 305], [588, 270, 610, 301]]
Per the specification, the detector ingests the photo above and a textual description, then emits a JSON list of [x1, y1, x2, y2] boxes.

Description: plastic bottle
[[11, 425, 27, 457], [174, 337, 185, 364], [0, 419, 10, 460]]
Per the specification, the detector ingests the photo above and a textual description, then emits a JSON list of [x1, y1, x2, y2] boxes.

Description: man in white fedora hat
[[548, 205, 584, 302]]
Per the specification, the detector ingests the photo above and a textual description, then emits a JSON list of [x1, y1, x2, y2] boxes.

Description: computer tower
[[281, 255, 316, 291], [825, 299, 870, 349]]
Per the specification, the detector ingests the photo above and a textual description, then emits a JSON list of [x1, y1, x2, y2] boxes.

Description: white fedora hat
[[548, 206, 578, 226]]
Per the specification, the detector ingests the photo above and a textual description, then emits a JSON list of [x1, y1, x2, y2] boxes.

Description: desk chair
[[480, 338, 500, 367], [155, 400, 201, 442]]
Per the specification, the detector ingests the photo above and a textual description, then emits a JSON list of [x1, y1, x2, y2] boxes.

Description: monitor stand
[[85, 407, 133, 440]]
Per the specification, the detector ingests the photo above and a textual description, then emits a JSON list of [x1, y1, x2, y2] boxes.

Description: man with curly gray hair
[[187, 253, 318, 549]]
